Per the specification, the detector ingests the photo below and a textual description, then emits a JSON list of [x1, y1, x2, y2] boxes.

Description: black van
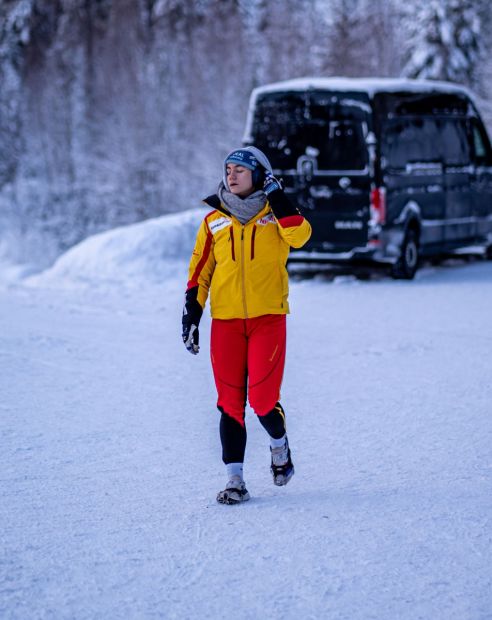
[[244, 78, 492, 278]]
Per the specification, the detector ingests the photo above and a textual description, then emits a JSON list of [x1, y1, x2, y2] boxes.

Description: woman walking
[[182, 146, 311, 504]]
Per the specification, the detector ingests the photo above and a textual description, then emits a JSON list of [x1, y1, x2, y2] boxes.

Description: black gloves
[[264, 173, 301, 220], [182, 286, 203, 355]]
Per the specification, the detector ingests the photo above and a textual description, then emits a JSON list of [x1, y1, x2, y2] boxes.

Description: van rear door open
[[250, 91, 372, 253]]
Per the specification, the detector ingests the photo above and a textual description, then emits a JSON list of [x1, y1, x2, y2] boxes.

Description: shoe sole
[[216, 490, 251, 505], [273, 467, 295, 487]]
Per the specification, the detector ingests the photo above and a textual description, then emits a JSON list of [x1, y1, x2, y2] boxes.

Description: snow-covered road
[[1, 260, 492, 619]]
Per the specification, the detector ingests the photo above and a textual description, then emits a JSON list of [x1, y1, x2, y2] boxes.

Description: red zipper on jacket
[[229, 226, 236, 261], [251, 224, 257, 260]]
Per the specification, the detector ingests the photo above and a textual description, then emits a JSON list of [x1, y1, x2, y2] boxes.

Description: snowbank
[[0, 259, 35, 288], [0, 234, 39, 289], [26, 208, 207, 290]]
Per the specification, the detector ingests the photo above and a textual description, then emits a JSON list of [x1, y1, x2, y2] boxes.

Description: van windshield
[[250, 91, 370, 171]]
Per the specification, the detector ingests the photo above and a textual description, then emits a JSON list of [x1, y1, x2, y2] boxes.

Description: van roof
[[250, 76, 473, 98], [243, 77, 476, 142]]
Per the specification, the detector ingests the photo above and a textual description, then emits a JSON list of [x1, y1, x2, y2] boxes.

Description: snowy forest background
[[1, 0, 492, 270]]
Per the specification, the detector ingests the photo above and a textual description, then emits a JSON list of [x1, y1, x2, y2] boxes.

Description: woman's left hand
[[182, 323, 200, 355]]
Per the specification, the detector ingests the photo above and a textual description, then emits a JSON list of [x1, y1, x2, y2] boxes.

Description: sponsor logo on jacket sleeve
[[256, 213, 277, 226], [209, 216, 232, 235]]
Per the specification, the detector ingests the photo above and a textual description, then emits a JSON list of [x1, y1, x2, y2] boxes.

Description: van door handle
[[339, 177, 351, 189]]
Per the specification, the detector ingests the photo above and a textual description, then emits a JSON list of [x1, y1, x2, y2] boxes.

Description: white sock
[[270, 434, 287, 449], [226, 463, 244, 481]]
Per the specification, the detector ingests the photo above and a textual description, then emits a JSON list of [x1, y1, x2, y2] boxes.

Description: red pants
[[210, 314, 287, 425]]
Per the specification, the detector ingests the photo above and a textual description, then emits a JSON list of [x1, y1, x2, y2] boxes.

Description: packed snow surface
[[1, 211, 491, 619]]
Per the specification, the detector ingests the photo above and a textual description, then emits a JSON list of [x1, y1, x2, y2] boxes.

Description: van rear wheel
[[391, 229, 419, 280]]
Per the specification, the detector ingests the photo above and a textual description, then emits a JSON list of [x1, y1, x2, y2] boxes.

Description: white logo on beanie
[[226, 150, 259, 170]]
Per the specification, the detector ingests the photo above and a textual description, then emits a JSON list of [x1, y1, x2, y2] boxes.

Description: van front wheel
[[391, 229, 419, 280]]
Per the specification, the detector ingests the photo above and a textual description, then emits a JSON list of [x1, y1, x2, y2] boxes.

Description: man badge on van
[[335, 221, 363, 230]]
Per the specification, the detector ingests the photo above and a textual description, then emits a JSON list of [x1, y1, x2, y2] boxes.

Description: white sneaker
[[271, 437, 295, 486], [216, 476, 251, 505]]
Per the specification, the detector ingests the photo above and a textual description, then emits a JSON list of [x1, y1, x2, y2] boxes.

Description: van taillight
[[370, 187, 386, 225]]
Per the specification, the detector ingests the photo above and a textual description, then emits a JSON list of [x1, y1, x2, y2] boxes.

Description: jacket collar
[[203, 194, 230, 216]]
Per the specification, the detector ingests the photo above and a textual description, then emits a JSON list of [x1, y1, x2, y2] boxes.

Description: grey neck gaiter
[[218, 182, 267, 225]]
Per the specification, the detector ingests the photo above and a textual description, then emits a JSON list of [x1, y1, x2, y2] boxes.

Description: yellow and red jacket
[[186, 194, 312, 319]]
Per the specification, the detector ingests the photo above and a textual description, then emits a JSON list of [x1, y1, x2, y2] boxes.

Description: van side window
[[382, 118, 440, 169], [473, 127, 486, 158], [382, 117, 470, 168], [438, 119, 470, 166], [470, 120, 492, 165]]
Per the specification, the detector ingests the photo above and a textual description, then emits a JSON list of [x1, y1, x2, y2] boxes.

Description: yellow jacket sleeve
[[187, 216, 216, 309], [267, 190, 312, 249], [275, 215, 312, 248]]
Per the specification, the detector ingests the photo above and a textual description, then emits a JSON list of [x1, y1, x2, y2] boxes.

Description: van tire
[[391, 229, 419, 280]]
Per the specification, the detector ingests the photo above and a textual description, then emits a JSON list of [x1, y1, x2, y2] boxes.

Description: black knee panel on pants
[[258, 402, 286, 439], [219, 409, 247, 464]]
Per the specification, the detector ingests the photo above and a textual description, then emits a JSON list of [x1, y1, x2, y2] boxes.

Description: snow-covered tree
[[251, 0, 323, 82], [360, 0, 401, 77], [402, 0, 485, 90], [323, 0, 365, 76], [0, 0, 33, 186], [317, 0, 401, 78]]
